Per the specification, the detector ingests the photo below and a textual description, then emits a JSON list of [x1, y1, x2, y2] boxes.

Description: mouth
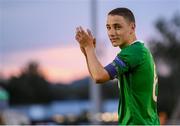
[[110, 38, 118, 43]]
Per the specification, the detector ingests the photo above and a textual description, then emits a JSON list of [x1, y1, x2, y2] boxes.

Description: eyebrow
[[113, 23, 121, 26], [106, 23, 121, 27]]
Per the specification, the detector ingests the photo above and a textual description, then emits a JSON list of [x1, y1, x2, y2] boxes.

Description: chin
[[112, 43, 119, 47], [113, 45, 118, 47]]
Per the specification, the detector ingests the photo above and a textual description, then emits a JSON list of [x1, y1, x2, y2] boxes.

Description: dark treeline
[[148, 12, 180, 118], [0, 62, 118, 105]]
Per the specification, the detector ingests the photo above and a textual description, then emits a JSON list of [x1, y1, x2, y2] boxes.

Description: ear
[[130, 22, 136, 34]]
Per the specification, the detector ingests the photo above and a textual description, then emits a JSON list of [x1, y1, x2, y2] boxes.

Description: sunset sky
[[0, 0, 180, 83]]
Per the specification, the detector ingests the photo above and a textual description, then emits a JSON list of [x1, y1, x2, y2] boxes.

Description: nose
[[108, 28, 116, 37]]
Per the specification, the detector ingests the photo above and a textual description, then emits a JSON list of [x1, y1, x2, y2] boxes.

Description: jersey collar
[[130, 40, 144, 45], [120, 40, 144, 49]]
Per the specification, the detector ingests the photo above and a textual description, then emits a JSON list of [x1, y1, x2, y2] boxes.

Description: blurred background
[[0, 0, 180, 125]]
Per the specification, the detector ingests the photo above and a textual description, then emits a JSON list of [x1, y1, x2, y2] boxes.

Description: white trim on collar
[[130, 40, 144, 45]]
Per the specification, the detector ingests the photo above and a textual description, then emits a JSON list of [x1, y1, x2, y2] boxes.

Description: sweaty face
[[106, 15, 134, 48]]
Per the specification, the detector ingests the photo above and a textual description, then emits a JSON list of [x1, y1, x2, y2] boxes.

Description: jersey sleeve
[[104, 56, 128, 79], [104, 46, 142, 79], [118, 47, 141, 70]]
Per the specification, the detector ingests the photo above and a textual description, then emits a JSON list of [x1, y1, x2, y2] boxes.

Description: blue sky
[[0, 0, 180, 83], [0, 0, 91, 53], [1, 0, 180, 54]]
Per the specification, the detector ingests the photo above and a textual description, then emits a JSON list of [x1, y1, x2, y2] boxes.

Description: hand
[[75, 26, 95, 48], [80, 38, 96, 56]]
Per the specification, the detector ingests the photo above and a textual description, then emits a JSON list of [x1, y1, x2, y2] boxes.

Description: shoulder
[[119, 41, 145, 56], [117, 41, 151, 68]]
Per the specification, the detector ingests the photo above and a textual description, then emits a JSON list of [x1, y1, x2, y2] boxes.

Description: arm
[[80, 47, 94, 78], [84, 46, 110, 83], [75, 27, 110, 83]]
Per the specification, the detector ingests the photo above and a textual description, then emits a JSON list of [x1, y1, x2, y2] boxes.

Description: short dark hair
[[108, 8, 135, 23]]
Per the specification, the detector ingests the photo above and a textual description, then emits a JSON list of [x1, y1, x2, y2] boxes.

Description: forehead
[[106, 15, 127, 25]]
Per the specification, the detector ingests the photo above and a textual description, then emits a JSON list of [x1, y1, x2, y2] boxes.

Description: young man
[[75, 8, 160, 125]]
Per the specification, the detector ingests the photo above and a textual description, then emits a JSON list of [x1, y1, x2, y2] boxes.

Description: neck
[[128, 35, 137, 45], [120, 35, 137, 49]]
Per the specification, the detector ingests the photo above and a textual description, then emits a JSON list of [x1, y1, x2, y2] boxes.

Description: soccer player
[[75, 7, 160, 125]]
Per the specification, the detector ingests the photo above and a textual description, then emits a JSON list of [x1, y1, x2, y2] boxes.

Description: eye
[[106, 26, 111, 30], [114, 25, 121, 30]]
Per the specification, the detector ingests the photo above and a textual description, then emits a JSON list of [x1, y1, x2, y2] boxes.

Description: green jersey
[[105, 41, 160, 125]]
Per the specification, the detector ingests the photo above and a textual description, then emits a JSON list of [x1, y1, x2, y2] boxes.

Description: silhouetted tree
[[7, 61, 52, 105], [148, 12, 180, 117]]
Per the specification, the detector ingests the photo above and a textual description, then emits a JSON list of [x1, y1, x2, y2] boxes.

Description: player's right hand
[[75, 26, 95, 48]]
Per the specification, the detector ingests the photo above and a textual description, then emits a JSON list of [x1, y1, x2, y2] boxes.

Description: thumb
[[93, 38, 96, 48]]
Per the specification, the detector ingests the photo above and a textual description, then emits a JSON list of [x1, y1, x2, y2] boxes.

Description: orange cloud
[[1, 44, 119, 84], [1, 45, 89, 83]]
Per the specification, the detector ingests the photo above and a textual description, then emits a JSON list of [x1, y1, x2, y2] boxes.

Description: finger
[[76, 30, 83, 39], [75, 34, 81, 42], [75, 35, 79, 41], [79, 26, 87, 35], [76, 27, 80, 34], [87, 29, 93, 38], [75, 31, 80, 38], [79, 26, 83, 32], [76, 27, 83, 35]]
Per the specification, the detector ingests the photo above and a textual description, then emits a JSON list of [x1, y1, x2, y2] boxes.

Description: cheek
[[116, 30, 126, 37], [107, 31, 111, 37], [116, 30, 123, 36], [126, 27, 132, 35], [116, 30, 129, 41], [122, 29, 131, 37]]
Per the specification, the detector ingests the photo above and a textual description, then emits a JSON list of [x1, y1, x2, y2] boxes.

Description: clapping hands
[[75, 26, 96, 51]]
